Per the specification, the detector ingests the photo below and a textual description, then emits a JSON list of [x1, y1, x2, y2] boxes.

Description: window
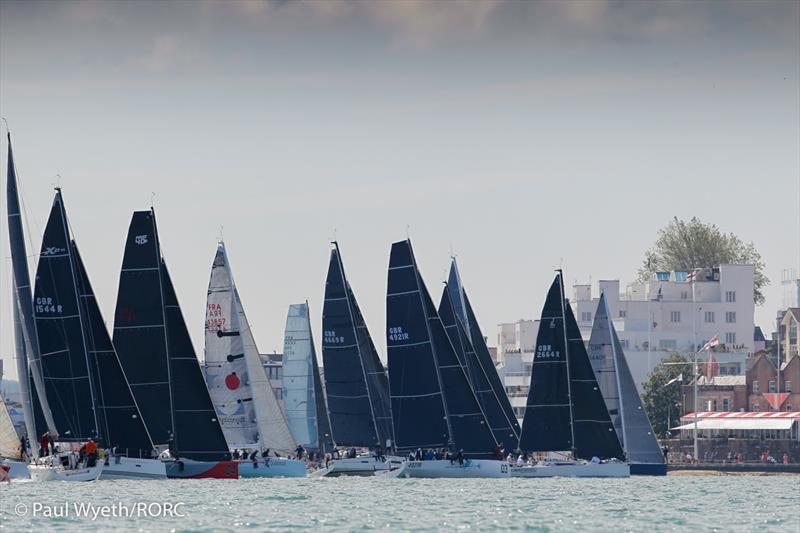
[[704, 311, 715, 323], [725, 291, 736, 302], [752, 380, 760, 393], [725, 332, 736, 345], [725, 312, 736, 323], [681, 291, 688, 300], [670, 311, 681, 323], [659, 339, 677, 350], [618, 310, 626, 318], [768, 380, 776, 393], [786, 381, 792, 392], [581, 311, 592, 322], [722, 398, 730, 411], [619, 339, 630, 349]]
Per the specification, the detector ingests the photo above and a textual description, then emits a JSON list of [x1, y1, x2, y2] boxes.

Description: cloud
[[137, 34, 181, 73]]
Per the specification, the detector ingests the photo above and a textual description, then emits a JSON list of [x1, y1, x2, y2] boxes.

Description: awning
[[673, 418, 796, 431]]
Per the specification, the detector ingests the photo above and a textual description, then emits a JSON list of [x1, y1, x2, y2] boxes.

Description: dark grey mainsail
[[5, 133, 57, 441], [322, 242, 393, 448], [387, 239, 497, 457], [32, 190, 156, 456], [519, 273, 623, 460], [442, 258, 520, 450], [588, 294, 664, 465]]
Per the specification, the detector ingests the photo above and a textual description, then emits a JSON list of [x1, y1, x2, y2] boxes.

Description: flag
[[703, 353, 719, 380], [702, 335, 720, 351], [666, 373, 683, 386]]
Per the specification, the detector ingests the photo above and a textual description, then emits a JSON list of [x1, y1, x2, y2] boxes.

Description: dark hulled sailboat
[[519, 273, 624, 461], [112, 209, 236, 479], [588, 294, 666, 475], [439, 258, 520, 451], [322, 242, 393, 450]]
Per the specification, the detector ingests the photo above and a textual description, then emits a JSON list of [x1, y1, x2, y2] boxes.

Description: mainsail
[[386, 239, 497, 457], [5, 133, 56, 440], [113, 209, 230, 461], [440, 258, 520, 450], [322, 243, 393, 448], [33, 190, 155, 455], [588, 294, 664, 465], [283, 303, 320, 448], [204, 244, 259, 449], [519, 273, 623, 460], [0, 394, 21, 460]]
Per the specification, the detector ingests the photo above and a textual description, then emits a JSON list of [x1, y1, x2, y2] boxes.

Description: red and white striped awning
[[675, 411, 800, 431], [681, 412, 800, 419]]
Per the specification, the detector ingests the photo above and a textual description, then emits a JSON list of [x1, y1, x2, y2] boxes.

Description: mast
[[5, 132, 58, 437], [557, 270, 577, 455], [333, 241, 381, 446]]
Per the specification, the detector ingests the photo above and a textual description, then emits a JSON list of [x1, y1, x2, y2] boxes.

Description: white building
[[495, 265, 757, 425]]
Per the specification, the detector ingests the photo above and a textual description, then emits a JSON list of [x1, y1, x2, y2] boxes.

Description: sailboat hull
[[511, 461, 629, 478], [29, 463, 104, 482], [384, 459, 510, 479], [315, 455, 403, 477], [3, 459, 30, 479], [237, 458, 306, 478], [98, 457, 167, 480], [630, 462, 667, 476], [165, 459, 238, 479]]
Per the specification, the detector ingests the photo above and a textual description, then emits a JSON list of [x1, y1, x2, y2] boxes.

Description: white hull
[[511, 461, 629, 478], [384, 459, 510, 479], [238, 458, 306, 478], [29, 463, 104, 482], [98, 457, 167, 480], [315, 455, 403, 477], [3, 459, 30, 479]]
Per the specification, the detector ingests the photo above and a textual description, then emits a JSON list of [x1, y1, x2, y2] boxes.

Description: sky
[[0, 0, 798, 382]]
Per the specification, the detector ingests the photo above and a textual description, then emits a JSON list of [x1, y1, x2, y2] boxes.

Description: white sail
[[236, 288, 296, 453], [0, 394, 21, 460], [204, 245, 259, 448], [283, 303, 318, 448]]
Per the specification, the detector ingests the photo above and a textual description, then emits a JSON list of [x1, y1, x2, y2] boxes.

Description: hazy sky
[[1, 0, 798, 382]]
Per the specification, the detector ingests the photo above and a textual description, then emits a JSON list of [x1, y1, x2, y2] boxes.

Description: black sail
[[113, 209, 229, 461], [387, 240, 496, 457], [33, 192, 97, 440], [322, 243, 393, 447], [310, 333, 334, 452], [520, 276, 572, 452], [439, 285, 518, 451]]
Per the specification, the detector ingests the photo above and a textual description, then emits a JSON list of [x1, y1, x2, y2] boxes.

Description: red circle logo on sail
[[225, 372, 240, 390]]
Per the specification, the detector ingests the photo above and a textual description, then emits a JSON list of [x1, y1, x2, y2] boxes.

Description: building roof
[[786, 308, 800, 323], [694, 375, 746, 386]]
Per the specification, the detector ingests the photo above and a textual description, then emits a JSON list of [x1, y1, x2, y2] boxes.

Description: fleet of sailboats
[[1, 134, 666, 481]]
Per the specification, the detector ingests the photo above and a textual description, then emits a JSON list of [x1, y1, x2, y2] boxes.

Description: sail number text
[[536, 344, 560, 359], [388, 327, 409, 342], [324, 330, 345, 344], [36, 297, 63, 314], [206, 303, 227, 332]]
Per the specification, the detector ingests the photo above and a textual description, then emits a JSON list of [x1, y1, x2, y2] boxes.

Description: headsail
[[204, 244, 259, 449], [283, 303, 319, 449], [5, 133, 56, 440], [441, 258, 520, 450], [386, 240, 496, 457], [114, 209, 230, 461], [520, 273, 623, 460], [0, 394, 21, 460], [588, 294, 664, 465], [322, 243, 393, 448]]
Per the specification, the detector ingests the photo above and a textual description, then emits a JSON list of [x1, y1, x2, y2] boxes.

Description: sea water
[[1, 476, 798, 531]]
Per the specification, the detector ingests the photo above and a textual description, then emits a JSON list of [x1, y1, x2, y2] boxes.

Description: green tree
[[637, 217, 768, 305], [641, 352, 689, 437]]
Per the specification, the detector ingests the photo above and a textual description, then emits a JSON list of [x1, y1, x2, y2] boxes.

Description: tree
[[641, 352, 689, 438], [637, 217, 768, 305]]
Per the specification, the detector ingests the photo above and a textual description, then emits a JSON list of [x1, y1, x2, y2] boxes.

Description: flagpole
[[691, 274, 699, 463]]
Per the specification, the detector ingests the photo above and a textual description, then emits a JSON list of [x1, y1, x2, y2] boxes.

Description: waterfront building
[[260, 352, 285, 411], [495, 319, 539, 426]]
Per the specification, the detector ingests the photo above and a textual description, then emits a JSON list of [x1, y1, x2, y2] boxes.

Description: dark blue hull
[[630, 463, 667, 476]]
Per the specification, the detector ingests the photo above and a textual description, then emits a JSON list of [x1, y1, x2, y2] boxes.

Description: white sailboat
[[204, 243, 305, 477], [1, 394, 29, 479]]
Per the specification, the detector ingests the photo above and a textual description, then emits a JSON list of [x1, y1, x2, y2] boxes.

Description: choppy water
[[1, 476, 798, 532]]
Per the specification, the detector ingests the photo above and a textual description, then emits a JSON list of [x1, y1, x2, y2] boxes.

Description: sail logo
[[42, 246, 66, 256], [323, 330, 345, 344], [135, 234, 149, 245], [388, 326, 409, 342], [536, 344, 560, 359]]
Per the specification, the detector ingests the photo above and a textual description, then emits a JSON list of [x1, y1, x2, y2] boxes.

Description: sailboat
[[26, 190, 166, 481], [318, 242, 400, 476], [283, 302, 334, 454], [113, 210, 236, 479], [203, 243, 304, 478], [588, 294, 666, 476], [514, 272, 629, 478], [384, 240, 508, 479], [439, 258, 520, 452], [1, 394, 29, 479]]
